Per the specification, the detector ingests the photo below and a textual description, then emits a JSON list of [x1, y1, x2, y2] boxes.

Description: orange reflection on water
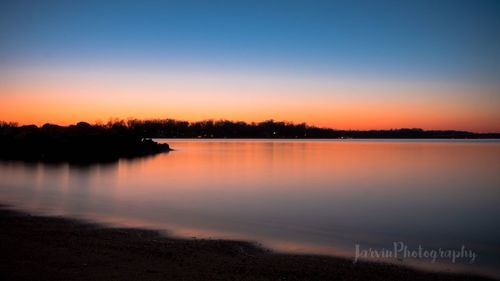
[[1, 140, 500, 277]]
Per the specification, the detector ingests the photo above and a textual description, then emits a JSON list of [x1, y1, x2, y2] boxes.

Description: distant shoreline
[[1, 119, 498, 163], [0, 206, 495, 281], [3, 120, 500, 140]]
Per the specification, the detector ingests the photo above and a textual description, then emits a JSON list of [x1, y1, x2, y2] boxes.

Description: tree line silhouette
[[2, 118, 499, 162], [1, 118, 498, 143], [122, 118, 498, 139]]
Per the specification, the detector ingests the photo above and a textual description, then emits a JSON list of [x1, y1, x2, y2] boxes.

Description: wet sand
[[0, 207, 494, 281]]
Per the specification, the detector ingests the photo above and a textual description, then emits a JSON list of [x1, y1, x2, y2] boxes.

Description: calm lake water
[[1, 140, 500, 277]]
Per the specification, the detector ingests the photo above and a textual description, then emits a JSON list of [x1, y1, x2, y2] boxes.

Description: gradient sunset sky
[[1, 0, 499, 132]]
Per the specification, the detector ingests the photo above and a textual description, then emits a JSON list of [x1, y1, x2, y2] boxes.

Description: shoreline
[[0, 207, 495, 281], [0, 122, 171, 163]]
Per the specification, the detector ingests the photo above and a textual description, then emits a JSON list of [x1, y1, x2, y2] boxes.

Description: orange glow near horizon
[[1, 69, 499, 132]]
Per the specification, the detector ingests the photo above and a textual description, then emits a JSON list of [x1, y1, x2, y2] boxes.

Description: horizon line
[[2, 118, 499, 134]]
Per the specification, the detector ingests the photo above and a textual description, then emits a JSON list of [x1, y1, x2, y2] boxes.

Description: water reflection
[[1, 140, 499, 277]]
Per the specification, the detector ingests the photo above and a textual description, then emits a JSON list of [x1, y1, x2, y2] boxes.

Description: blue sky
[[1, 0, 499, 131], [1, 0, 499, 83]]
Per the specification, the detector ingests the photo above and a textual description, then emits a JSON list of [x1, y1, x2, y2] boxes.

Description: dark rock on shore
[[0, 122, 171, 163]]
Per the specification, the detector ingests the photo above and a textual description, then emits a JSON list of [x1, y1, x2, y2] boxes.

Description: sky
[[1, 0, 499, 132]]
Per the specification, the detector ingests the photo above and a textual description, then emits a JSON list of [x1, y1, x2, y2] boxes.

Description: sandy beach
[[0, 206, 495, 281]]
